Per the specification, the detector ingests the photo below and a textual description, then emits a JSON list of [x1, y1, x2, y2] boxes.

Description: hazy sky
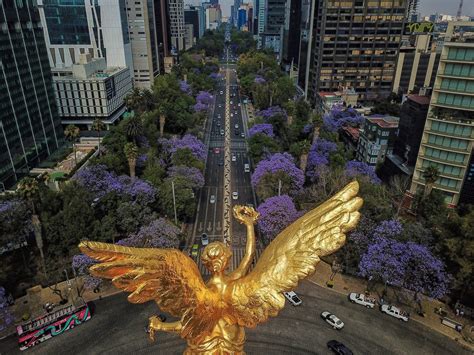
[[186, 1, 473, 18]]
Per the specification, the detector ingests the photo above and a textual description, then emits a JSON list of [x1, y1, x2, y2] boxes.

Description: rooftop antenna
[[457, 0, 463, 19]]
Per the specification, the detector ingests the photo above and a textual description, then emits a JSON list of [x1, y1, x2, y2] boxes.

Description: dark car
[[327, 340, 353, 355]]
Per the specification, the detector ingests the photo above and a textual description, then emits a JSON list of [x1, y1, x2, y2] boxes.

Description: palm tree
[[124, 87, 142, 112], [91, 118, 105, 155], [299, 140, 311, 173], [124, 142, 139, 178], [125, 113, 143, 143], [311, 113, 323, 144], [422, 166, 440, 197], [141, 89, 156, 112], [17, 177, 47, 277], [64, 124, 80, 165]]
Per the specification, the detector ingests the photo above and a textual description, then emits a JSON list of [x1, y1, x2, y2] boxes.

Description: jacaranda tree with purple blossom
[[159, 134, 207, 163], [117, 218, 180, 249], [251, 153, 304, 200], [167, 166, 205, 190], [323, 105, 364, 133], [72, 254, 102, 292], [345, 160, 381, 184], [306, 139, 338, 181], [248, 123, 274, 138], [0, 199, 32, 242], [179, 80, 192, 95], [257, 195, 300, 244], [0, 286, 13, 331]]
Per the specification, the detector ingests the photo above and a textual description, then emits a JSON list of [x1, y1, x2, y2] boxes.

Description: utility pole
[[278, 179, 282, 196], [171, 180, 178, 225]]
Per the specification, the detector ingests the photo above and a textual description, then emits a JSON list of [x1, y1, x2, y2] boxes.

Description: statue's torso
[[184, 318, 245, 355]]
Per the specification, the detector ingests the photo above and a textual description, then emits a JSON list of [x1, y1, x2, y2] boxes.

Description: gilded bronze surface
[[79, 181, 363, 354]]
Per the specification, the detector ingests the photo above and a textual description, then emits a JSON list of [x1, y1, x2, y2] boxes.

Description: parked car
[[327, 340, 353, 355], [283, 291, 302, 306], [348, 293, 376, 308], [232, 191, 239, 200], [191, 244, 199, 257], [210, 195, 216, 204], [321, 312, 344, 330], [201, 233, 209, 246], [380, 305, 409, 322]]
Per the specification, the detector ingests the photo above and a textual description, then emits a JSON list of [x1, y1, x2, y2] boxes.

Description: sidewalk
[[308, 261, 474, 351]]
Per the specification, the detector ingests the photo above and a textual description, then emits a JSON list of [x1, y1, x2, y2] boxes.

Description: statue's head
[[201, 242, 232, 274]]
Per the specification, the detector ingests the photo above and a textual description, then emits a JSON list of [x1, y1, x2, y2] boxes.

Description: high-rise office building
[[185, 5, 201, 42], [393, 34, 440, 96], [126, 0, 163, 88], [308, 0, 407, 103], [297, 0, 315, 98], [206, 5, 222, 30], [1, 0, 64, 189], [38, 0, 133, 70], [281, 0, 302, 71], [409, 22, 474, 206], [168, 0, 186, 53]]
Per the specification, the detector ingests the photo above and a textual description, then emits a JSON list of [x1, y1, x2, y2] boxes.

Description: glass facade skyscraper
[[0, 0, 64, 189]]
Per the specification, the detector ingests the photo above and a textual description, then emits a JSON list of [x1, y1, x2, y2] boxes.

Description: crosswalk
[[198, 248, 264, 276]]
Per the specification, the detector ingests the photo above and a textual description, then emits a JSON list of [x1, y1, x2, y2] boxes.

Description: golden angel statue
[[79, 181, 362, 354]]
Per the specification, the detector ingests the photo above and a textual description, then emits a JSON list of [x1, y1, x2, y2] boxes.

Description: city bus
[[16, 300, 92, 350]]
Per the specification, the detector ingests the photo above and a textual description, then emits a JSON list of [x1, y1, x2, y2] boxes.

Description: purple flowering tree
[[402, 243, 451, 300], [75, 165, 156, 204], [256, 106, 287, 122], [209, 72, 222, 81], [251, 152, 304, 200], [254, 75, 266, 85], [179, 80, 192, 95], [193, 101, 208, 113], [168, 166, 205, 189], [162, 134, 206, 162], [345, 160, 381, 184], [196, 91, 213, 105], [323, 106, 364, 132], [257, 195, 300, 244], [0, 286, 14, 331], [359, 237, 408, 290], [306, 139, 338, 181], [248, 123, 274, 138], [72, 254, 103, 291], [117, 218, 180, 248], [0, 199, 32, 242]]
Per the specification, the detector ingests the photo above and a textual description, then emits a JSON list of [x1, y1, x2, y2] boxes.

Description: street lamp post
[[278, 179, 282, 196], [171, 180, 178, 225]]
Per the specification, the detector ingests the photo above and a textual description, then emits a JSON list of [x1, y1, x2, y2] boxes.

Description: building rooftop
[[407, 95, 431, 106], [366, 115, 400, 128], [342, 126, 360, 140]]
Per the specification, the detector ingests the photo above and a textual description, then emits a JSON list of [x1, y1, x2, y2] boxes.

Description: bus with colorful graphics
[[16, 301, 92, 350]]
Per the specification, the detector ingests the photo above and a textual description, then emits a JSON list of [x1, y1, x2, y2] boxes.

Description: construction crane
[[457, 0, 463, 19]]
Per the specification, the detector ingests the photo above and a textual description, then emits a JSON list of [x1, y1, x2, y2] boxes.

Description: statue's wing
[[228, 181, 362, 327], [79, 241, 220, 340]]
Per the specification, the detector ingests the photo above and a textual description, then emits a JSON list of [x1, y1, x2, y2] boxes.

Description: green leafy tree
[[248, 134, 281, 163], [91, 118, 105, 155], [171, 148, 204, 171], [64, 124, 80, 165], [160, 177, 196, 221], [124, 142, 139, 178], [422, 165, 439, 197]]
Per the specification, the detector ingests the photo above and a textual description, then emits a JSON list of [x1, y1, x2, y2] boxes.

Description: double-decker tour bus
[[16, 300, 92, 350]]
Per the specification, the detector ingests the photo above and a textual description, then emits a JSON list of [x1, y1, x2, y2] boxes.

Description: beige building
[[409, 22, 474, 206], [168, 0, 186, 52], [393, 34, 440, 95], [206, 6, 222, 30]]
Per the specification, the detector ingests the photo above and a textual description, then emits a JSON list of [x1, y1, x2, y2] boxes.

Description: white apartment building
[[53, 55, 133, 129], [168, 0, 186, 52]]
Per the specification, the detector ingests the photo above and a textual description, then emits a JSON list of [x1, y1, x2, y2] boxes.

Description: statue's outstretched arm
[[230, 206, 259, 280], [148, 316, 183, 341]]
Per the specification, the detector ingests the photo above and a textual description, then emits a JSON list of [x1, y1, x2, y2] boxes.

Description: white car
[[234, 124, 239, 129], [348, 293, 376, 309], [232, 191, 238, 200], [210, 195, 216, 204], [231, 155, 237, 162], [380, 305, 409, 322], [321, 312, 344, 330], [284, 291, 302, 306]]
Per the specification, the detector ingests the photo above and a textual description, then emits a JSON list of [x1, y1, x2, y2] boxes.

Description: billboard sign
[[405, 22, 435, 34]]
